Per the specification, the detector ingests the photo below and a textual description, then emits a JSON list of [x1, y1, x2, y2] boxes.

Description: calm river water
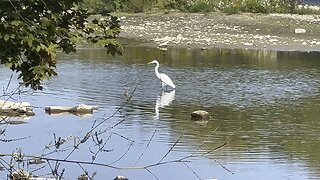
[[1, 47, 320, 180]]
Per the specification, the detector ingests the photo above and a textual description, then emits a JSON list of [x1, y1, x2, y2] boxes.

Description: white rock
[[269, 39, 279, 42], [159, 41, 169, 47], [295, 28, 306, 34], [242, 42, 254, 46], [309, 40, 317, 44]]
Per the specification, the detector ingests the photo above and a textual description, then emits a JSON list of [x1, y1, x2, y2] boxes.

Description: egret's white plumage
[[148, 60, 175, 89]]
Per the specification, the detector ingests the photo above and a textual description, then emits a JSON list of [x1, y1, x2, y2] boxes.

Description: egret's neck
[[154, 62, 160, 79]]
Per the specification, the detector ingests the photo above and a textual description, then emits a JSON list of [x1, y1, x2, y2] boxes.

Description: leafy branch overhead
[[0, 0, 122, 90]]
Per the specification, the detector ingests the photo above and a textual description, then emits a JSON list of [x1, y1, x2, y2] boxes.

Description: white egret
[[148, 60, 175, 90]]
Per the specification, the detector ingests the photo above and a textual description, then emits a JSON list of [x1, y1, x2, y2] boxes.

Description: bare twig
[[3, 74, 13, 95], [158, 135, 183, 163], [0, 136, 31, 142], [8, 0, 31, 25], [209, 157, 234, 174], [192, 121, 223, 155], [108, 132, 134, 165], [145, 168, 160, 180], [183, 162, 201, 180], [0, 83, 235, 179], [63, 86, 137, 161], [136, 117, 161, 165]]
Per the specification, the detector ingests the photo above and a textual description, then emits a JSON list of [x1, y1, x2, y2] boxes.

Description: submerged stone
[[191, 110, 210, 120], [114, 175, 128, 180]]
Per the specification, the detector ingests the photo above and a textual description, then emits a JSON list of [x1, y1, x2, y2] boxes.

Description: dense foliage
[[81, 0, 309, 13], [0, 0, 121, 90]]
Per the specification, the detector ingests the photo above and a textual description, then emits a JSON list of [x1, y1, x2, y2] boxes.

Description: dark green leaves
[[0, 0, 122, 90]]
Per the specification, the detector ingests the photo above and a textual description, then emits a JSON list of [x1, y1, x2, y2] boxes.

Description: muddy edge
[[119, 12, 320, 51]]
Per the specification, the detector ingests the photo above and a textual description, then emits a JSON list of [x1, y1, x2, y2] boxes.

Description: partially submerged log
[[191, 110, 210, 121], [45, 104, 98, 115], [0, 100, 34, 116]]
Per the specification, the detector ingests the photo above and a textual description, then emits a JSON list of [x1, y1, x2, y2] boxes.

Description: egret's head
[[147, 60, 158, 64]]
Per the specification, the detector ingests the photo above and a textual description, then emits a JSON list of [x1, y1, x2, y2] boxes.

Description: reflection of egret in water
[[155, 90, 175, 119], [136, 90, 176, 165]]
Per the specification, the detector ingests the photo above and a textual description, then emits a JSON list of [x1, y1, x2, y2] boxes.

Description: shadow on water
[[1, 46, 320, 179]]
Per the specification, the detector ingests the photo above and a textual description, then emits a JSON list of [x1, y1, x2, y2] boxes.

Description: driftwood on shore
[[45, 104, 99, 115], [0, 100, 34, 116]]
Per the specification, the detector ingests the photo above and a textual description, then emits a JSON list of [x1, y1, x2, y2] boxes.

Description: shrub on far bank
[[80, 0, 320, 14], [240, 0, 270, 13]]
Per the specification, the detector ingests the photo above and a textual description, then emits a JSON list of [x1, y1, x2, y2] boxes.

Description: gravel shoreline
[[119, 12, 320, 52]]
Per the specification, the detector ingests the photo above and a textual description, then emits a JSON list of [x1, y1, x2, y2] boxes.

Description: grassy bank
[[80, 0, 320, 14]]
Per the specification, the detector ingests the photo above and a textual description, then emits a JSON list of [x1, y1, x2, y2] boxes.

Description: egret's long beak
[[147, 61, 152, 64]]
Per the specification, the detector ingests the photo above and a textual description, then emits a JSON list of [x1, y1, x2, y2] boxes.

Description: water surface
[[0, 47, 320, 180]]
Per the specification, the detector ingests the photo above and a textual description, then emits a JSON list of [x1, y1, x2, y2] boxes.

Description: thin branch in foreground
[[209, 157, 234, 174], [77, 162, 97, 180], [203, 127, 240, 156], [183, 162, 201, 180], [0, 136, 31, 142], [0, 158, 11, 172], [63, 85, 137, 161], [187, 120, 224, 159], [108, 132, 134, 165], [90, 133, 113, 162], [135, 117, 161, 165], [145, 167, 160, 180], [0, 83, 236, 179], [92, 85, 137, 132], [29, 164, 47, 174], [158, 135, 183, 164], [3, 74, 13, 94]]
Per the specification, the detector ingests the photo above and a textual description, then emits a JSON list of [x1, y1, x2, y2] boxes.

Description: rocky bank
[[119, 12, 320, 51]]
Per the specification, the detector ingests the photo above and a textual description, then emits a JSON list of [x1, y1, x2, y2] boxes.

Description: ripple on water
[[1, 49, 320, 180], [175, 67, 319, 108]]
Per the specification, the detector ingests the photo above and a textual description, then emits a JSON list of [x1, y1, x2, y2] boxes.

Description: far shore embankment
[[119, 12, 320, 52]]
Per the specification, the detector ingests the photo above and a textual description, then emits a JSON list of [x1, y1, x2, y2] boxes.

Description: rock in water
[[114, 175, 128, 180], [0, 100, 34, 116], [191, 110, 210, 120]]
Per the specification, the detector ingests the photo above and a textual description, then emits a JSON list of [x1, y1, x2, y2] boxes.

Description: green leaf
[[4, 34, 10, 41], [4, 62, 13, 68]]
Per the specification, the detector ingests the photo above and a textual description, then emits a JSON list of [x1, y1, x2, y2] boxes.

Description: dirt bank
[[119, 12, 320, 51]]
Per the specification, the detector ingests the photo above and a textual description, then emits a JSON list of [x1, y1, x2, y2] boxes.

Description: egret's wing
[[159, 73, 175, 88]]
